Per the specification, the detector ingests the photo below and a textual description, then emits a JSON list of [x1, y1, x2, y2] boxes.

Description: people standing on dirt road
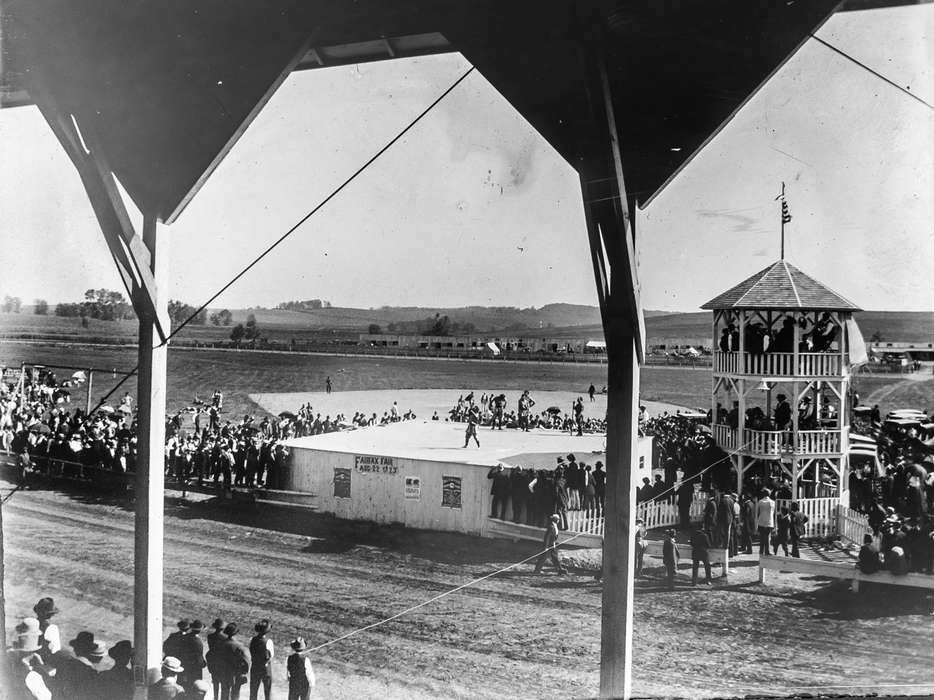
[[287, 638, 315, 700], [789, 502, 809, 557], [218, 622, 251, 700], [206, 618, 226, 700], [249, 619, 274, 700], [534, 514, 568, 574], [588, 384, 596, 402], [177, 619, 207, 690], [690, 526, 712, 586], [757, 489, 776, 556], [663, 528, 679, 589], [325, 376, 332, 394]]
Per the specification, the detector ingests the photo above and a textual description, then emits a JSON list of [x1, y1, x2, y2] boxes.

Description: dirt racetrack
[[5, 476, 934, 699]]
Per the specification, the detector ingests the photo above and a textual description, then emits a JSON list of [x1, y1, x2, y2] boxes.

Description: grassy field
[[1, 341, 930, 421]]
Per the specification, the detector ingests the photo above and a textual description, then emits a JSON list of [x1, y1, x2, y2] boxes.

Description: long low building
[[282, 421, 652, 537]]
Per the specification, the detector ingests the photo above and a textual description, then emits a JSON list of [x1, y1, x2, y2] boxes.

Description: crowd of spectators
[[6, 596, 316, 699], [0, 366, 422, 493], [486, 453, 606, 529], [718, 312, 840, 355], [443, 392, 606, 435]]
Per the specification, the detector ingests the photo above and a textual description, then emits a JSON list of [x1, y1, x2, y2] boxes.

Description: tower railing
[[713, 351, 841, 376], [712, 425, 843, 456]]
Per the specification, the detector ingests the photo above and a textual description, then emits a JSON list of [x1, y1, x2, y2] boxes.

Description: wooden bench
[[758, 554, 934, 591], [643, 541, 730, 577]]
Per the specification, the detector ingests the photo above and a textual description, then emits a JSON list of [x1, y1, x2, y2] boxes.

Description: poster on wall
[[441, 476, 462, 509], [333, 468, 351, 498], [405, 476, 421, 500]]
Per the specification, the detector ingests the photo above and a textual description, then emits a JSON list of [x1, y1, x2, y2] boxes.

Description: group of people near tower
[[487, 454, 606, 528], [718, 312, 839, 354], [6, 596, 317, 700]]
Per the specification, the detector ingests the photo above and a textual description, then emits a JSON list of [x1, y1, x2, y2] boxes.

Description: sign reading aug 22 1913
[[354, 455, 397, 474]]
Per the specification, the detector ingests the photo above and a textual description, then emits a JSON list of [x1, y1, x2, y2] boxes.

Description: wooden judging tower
[[702, 260, 862, 502]]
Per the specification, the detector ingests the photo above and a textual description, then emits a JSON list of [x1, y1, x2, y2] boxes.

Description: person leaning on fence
[[487, 464, 510, 520], [534, 514, 568, 575], [789, 502, 809, 558], [662, 529, 679, 589]]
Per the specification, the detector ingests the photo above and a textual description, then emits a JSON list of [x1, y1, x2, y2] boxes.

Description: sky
[[0, 6, 932, 313]]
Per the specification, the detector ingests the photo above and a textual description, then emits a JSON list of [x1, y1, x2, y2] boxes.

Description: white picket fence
[[563, 491, 709, 537], [564, 495, 871, 544]]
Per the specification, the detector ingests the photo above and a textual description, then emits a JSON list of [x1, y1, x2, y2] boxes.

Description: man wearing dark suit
[[691, 526, 713, 585], [487, 465, 510, 519], [249, 619, 273, 700], [509, 466, 527, 523], [206, 619, 226, 700], [218, 623, 251, 700], [716, 491, 735, 549], [178, 619, 207, 689]]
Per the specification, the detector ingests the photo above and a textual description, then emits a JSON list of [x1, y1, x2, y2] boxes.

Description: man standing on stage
[[464, 404, 481, 448], [517, 390, 534, 432]]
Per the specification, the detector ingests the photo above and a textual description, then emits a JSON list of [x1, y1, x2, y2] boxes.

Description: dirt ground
[[4, 477, 934, 699]]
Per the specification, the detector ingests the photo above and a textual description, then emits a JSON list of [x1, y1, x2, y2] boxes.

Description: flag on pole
[[781, 199, 792, 224]]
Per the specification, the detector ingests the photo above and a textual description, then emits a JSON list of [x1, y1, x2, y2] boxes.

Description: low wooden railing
[[714, 351, 842, 377], [564, 508, 605, 536], [796, 429, 841, 454], [562, 492, 710, 538], [744, 428, 786, 456], [836, 505, 872, 545], [774, 497, 839, 538], [714, 423, 737, 450]]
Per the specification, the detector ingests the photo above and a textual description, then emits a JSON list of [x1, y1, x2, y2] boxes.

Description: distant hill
[[220, 307, 934, 343]]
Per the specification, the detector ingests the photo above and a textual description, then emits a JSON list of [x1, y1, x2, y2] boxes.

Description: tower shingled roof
[[701, 260, 860, 311]]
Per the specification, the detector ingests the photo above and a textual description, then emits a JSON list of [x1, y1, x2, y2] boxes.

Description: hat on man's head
[[776, 394, 786, 401], [223, 623, 238, 637], [162, 656, 184, 674], [567, 454, 576, 462], [211, 618, 224, 630], [556, 456, 564, 463], [177, 619, 190, 631], [190, 620, 205, 633], [70, 631, 95, 653], [550, 514, 560, 522], [109, 640, 133, 660], [33, 597, 59, 617], [11, 618, 42, 654], [255, 619, 270, 634], [290, 637, 307, 652]]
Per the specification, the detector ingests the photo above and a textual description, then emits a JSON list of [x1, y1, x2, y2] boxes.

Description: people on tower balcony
[[797, 395, 817, 429], [774, 394, 792, 431], [771, 316, 796, 353]]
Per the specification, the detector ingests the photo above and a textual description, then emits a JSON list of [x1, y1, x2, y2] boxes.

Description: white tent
[[486, 342, 501, 356]]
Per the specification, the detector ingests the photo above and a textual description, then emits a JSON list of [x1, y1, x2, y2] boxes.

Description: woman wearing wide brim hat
[[287, 638, 316, 700], [8, 619, 51, 700]]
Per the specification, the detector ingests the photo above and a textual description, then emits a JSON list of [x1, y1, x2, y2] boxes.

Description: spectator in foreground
[[150, 656, 186, 699], [218, 623, 251, 700], [100, 640, 134, 700], [286, 638, 315, 700], [249, 619, 273, 700]]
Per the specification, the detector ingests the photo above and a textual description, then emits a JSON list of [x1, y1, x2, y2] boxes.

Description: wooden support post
[[133, 215, 168, 697], [600, 325, 639, 700], [85, 368, 93, 416]]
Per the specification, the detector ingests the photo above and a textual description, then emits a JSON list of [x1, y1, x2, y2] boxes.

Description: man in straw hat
[[7, 617, 52, 700], [286, 638, 316, 700], [150, 656, 186, 699]]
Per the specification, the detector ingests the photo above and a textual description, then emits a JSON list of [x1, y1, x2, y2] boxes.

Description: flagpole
[[780, 182, 785, 260]]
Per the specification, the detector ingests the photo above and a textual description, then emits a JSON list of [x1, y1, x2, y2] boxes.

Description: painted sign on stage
[[442, 476, 462, 508], [354, 454, 398, 475], [405, 476, 421, 500]]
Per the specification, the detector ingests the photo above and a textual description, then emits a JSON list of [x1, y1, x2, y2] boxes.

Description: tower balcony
[[713, 424, 843, 457], [714, 351, 842, 377]]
